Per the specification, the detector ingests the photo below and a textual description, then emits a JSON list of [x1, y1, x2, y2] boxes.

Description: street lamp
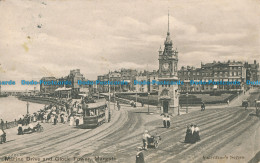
[[186, 92, 188, 113], [148, 92, 150, 114], [177, 93, 180, 115], [136, 90, 138, 104], [26, 101, 29, 114]]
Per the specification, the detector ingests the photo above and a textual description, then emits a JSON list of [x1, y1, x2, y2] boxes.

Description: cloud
[[0, 0, 259, 91]]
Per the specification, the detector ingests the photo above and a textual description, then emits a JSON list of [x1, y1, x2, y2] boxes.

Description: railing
[[1, 120, 18, 130]]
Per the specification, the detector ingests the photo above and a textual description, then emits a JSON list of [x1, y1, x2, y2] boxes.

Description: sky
[[0, 0, 260, 90]]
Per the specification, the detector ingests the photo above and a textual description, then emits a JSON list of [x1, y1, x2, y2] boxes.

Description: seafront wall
[[17, 96, 69, 106]]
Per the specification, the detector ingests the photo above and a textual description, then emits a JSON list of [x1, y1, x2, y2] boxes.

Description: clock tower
[[158, 12, 179, 114]]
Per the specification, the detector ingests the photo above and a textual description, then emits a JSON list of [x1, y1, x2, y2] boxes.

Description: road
[[0, 104, 259, 163]]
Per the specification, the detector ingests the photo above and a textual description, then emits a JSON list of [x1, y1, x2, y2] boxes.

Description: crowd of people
[[184, 124, 200, 144], [15, 99, 92, 135]]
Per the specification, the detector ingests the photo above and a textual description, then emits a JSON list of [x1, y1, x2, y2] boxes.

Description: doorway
[[163, 100, 169, 113]]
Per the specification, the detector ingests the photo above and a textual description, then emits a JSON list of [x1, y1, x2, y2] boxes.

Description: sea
[[0, 96, 45, 122]]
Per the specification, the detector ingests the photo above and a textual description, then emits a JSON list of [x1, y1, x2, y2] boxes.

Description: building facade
[[40, 77, 57, 95], [178, 60, 247, 92]]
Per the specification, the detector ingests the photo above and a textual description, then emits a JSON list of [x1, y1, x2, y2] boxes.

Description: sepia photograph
[[0, 0, 260, 162]]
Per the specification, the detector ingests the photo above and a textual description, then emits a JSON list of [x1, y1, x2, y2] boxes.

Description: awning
[[78, 94, 87, 97], [55, 87, 72, 91], [159, 95, 171, 100]]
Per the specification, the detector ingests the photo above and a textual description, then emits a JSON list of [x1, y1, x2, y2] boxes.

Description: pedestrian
[[227, 99, 229, 106], [184, 125, 191, 143], [0, 129, 6, 144], [136, 147, 145, 163], [117, 101, 120, 111], [69, 116, 74, 126], [60, 114, 64, 123], [64, 115, 68, 124], [54, 114, 58, 125], [162, 115, 167, 128], [51, 114, 54, 123], [1, 119, 4, 130], [194, 125, 200, 142], [108, 111, 111, 122], [190, 124, 196, 144], [142, 130, 151, 150], [166, 115, 171, 128], [75, 116, 79, 126], [17, 124, 23, 135], [201, 102, 205, 111]]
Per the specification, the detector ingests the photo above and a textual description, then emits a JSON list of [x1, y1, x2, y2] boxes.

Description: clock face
[[163, 62, 169, 71]]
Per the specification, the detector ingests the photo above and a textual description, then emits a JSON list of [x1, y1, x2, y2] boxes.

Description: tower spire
[[168, 9, 170, 33]]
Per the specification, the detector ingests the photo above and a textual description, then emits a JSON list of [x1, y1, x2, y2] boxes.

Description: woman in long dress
[[184, 125, 191, 143], [190, 125, 196, 144], [194, 125, 200, 142], [69, 116, 74, 126]]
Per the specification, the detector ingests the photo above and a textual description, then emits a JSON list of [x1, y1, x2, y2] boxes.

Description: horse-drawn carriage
[[18, 123, 43, 135], [147, 135, 162, 149]]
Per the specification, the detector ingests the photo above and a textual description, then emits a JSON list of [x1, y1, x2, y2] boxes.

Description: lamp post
[[186, 92, 188, 113], [26, 101, 29, 114], [177, 93, 180, 115], [136, 90, 138, 104], [148, 92, 150, 114]]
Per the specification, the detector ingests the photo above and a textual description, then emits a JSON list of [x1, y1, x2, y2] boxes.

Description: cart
[[242, 100, 249, 109], [147, 135, 161, 148]]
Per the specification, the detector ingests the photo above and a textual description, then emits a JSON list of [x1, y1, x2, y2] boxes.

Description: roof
[[55, 87, 72, 91], [84, 101, 106, 109]]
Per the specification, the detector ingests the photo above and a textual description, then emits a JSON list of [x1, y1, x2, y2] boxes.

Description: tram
[[79, 101, 107, 129]]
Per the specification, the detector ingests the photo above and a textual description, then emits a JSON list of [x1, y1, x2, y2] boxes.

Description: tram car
[[80, 101, 107, 129]]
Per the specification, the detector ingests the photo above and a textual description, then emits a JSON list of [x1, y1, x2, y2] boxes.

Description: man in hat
[[142, 130, 151, 150], [136, 147, 145, 163]]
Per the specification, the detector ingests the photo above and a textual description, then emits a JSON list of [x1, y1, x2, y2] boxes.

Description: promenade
[[0, 98, 259, 162]]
